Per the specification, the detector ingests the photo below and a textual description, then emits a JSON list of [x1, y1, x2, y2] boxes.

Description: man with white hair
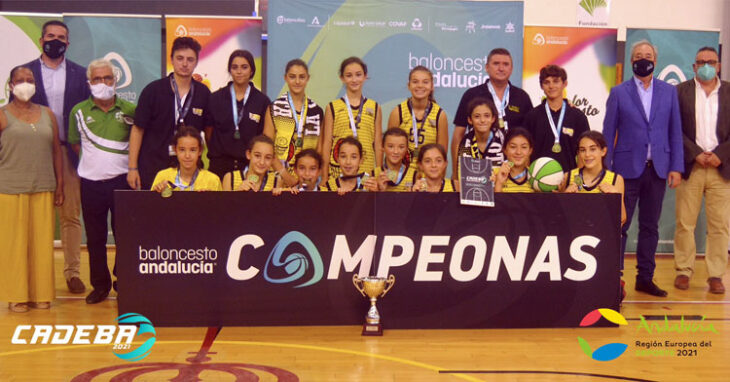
[[68, 59, 136, 304], [603, 40, 684, 297]]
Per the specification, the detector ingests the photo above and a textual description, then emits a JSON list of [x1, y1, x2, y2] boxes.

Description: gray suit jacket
[[676, 78, 730, 180]]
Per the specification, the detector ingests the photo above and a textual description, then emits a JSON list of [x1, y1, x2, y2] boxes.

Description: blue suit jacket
[[603, 77, 683, 179], [22, 57, 90, 166]]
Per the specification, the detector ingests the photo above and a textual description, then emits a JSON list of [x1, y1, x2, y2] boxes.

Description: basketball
[[528, 157, 563, 192]]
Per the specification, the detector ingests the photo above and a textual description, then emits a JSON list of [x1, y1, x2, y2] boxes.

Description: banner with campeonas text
[[623, 28, 718, 253], [0, 13, 61, 106], [116, 192, 621, 328], [65, 15, 162, 104], [267, 0, 524, 154], [165, 16, 262, 93], [523, 26, 617, 131]]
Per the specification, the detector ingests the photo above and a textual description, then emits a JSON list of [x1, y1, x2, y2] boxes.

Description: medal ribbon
[[487, 80, 509, 123], [230, 84, 251, 135], [287, 92, 308, 139], [174, 168, 199, 191], [344, 96, 364, 138], [408, 99, 432, 149], [469, 130, 493, 159], [171, 75, 195, 126], [545, 100, 566, 146]]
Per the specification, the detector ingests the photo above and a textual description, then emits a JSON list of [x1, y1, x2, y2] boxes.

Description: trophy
[[353, 274, 395, 336]]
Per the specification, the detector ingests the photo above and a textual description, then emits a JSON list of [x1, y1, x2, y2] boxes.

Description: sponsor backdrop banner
[[267, 0, 524, 161], [165, 16, 263, 92], [0, 13, 61, 106], [116, 192, 621, 328], [65, 15, 162, 104], [523, 26, 617, 131], [623, 28, 719, 253]]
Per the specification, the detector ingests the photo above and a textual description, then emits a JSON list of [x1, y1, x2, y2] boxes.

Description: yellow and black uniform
[[270, 94, 323, 175], [396, 99, 443, 168], [230, 168, 279, 191], [568, 168, 617, 193], [151, 168, 222, 191], [492, 167, 534, 193], [328, 98, 378, 178], [458, 127, 506, 166], [325, 173, 370, 192], [412, 173, 457, 192], [375, 164, 417, 192]]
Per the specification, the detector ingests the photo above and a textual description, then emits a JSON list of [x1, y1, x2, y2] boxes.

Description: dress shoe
[[29, 301, 51, 309], [85, 289, 109, 304], [674, 275, 690, 290], [8, 303, 29, 313], [67, 277, 86, 294], [635, 280, 668, 297], [708, 278, 725, 294]]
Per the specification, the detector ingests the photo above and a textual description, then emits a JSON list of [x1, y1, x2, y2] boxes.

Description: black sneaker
[[635, 280, 668, 297], [85, 289, 109, 304]]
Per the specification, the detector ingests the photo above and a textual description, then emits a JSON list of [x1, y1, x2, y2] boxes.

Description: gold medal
[[420, 177, 427, 191], [161, 187, 173, 198], [295, 137, 303, 147], [498, 118, 505, 129], [412, 148, 419, 160], [552, 143, 562, 153], [248, 174, 259, 183], [507, 161, 515, 168], [386, 170, 398, 182]]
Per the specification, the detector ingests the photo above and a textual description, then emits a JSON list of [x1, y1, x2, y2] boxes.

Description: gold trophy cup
[[353, 274, 395, 336]]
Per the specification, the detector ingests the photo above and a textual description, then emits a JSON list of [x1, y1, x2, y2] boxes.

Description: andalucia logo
[[577, 308, 628, 361], [579, 0, 607, 16]]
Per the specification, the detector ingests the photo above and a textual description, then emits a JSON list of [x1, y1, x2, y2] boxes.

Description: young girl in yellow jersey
[[263, 59, 323, 187], [151, 126, 222, 193], [222, 135, 278, 192], [387, 66, 448, 170], [273, 149, 323, 195], [322, 57, 382, 183], [325, 137, 378, 194], [456, 97, 505, 177], [564, 130, 626, 224], [375, 128, 417, 191], [412, 143, 458, 193], [492, 127, 535, 193]]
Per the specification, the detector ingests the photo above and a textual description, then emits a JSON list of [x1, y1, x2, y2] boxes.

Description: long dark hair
[[578, 130, 608, 168], [467, 97, 499, 131], [171, 125, 204, 169], [409, 65, 435, 102], [228, 49, 256, 77]]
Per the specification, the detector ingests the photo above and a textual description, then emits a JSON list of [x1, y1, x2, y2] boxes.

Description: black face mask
[[632, 59, 654, 77], [43, 39, 67, 59]]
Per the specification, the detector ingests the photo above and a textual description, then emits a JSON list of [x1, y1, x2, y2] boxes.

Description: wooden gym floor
[[0, 249, 728, 381]]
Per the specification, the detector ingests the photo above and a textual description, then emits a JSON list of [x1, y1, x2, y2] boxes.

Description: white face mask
[[12, 82, 36, 102], [89, 82, 116, 100]]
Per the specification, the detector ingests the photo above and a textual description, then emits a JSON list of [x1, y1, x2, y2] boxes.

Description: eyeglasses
[[90, 76, 115, 84], [695, 60, 719, 66]]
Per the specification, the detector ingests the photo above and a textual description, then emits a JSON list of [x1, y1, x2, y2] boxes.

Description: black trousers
[[80, 174, 129, 291]]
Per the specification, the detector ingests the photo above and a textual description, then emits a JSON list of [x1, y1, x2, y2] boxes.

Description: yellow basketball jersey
[[410, 173, 456, 192], [568, 168, 617, 193], [397, 99, 442, 168], [328, 98, 378, 178], [151, 168, 222, 191], [271, 95, 323, 176], [375, 164, 417, 192], [492, 167, 534, 193], [230, 168, 278, 191]]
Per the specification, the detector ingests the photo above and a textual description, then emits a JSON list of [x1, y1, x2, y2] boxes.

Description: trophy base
[[361, 323, 383, 336]]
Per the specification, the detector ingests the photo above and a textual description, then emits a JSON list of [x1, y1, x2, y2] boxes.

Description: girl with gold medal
[[321, 57, 382, 184], [263, 59, 323, 187], [411, 144, 458, 193], [222, 135, 278, 192], [387, 66, 448, 170], [375, 128, 417, 192], [457, 97, 505, 171]]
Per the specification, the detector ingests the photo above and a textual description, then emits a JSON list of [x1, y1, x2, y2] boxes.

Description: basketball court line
[[439, 370, 657, 382], [623, 300, 730, 304]]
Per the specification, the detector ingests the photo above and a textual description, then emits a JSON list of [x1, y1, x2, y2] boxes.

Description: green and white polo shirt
[[68, 96, 136, 181]]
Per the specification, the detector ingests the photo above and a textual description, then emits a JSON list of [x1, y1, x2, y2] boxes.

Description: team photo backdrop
[[165, 16, 263, 92], [522, 26, 617, 131], [65, 14, 162, 104], [267, 0, 524, 146]]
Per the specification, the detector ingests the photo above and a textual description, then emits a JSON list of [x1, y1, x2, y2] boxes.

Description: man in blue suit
[[603, 40, 683, 297], [22, 20, 90, 295]]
